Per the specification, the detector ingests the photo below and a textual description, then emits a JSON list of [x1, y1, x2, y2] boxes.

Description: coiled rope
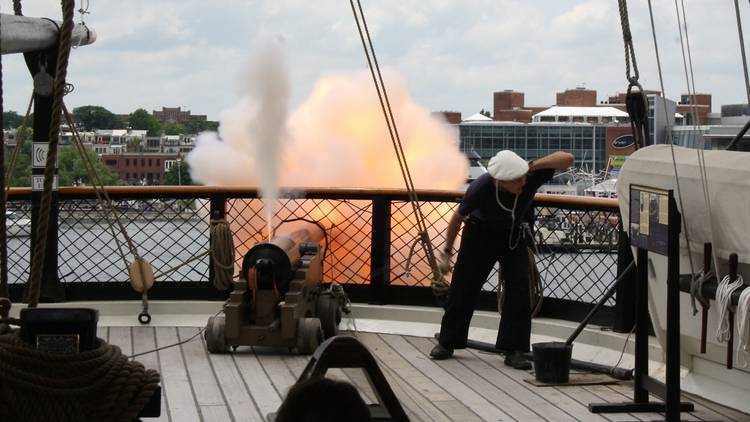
[[715, 274, 745, 343], [210, 219, 235, 290], [736, 285, 750, 367], [0, 331, 160, 422]]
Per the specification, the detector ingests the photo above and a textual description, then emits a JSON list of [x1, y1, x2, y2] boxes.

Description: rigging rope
[[646, 0, 699, 284], [734, 0, 750, 105], [689, 270, 712, 316], [349, 0, 446, 297], [0, 20, 6, 298], [618, 0, 641, 88], [26, 0, 75, 307], [676, 0, 720, 284], [0, 330, 160, 421]]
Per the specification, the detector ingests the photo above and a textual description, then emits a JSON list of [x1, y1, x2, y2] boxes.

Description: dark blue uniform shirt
[[458, 169, 554, 233]]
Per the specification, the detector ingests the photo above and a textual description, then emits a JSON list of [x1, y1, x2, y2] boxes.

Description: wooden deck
[[102, 326, 750, 422]]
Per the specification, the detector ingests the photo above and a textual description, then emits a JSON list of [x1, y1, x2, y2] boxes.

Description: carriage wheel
[[205, 316, 227, 354], [296, 318, 323, 354], [316, 294, 341, 339]]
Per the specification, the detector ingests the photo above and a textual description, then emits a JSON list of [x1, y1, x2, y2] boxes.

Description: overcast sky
[[3, 0, 750, 121]]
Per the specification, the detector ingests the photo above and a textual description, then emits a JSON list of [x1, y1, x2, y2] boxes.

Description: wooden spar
[[0, 13, 96, 55]]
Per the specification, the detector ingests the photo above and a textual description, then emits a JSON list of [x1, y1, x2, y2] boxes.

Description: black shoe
[[504, 350, 531, 370], [429, 344, 454, 360]]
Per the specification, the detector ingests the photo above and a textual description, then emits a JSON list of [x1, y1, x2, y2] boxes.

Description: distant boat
[[463, 150, 487, 189], [6, 211, 31, 238]]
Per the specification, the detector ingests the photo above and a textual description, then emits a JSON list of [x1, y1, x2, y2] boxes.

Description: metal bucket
[[532, 341, 572, 383]]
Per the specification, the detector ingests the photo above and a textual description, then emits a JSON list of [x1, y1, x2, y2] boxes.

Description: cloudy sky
[[3, 0, 749, 121]]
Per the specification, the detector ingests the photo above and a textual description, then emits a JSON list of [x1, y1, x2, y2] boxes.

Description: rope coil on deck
[[0, 331, 160, 422]]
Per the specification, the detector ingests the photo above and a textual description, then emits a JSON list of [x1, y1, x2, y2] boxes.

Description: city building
[[532, 106, 629, 124], [93, 129, 148, 155], [100, 153, 179, 185], [152, 106, 207, 124], [492, 90, 547, 123], [556, 87, 597, 107], [432, 111, 462, 124]]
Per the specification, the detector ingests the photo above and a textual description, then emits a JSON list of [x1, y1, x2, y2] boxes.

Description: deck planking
[[103, 326, 750, 422]]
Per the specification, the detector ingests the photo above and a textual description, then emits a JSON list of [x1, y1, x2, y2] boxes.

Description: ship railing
[[4, 186, 629, 330]]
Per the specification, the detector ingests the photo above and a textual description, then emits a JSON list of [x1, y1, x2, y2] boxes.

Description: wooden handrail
[[6, 186, 619, 210]]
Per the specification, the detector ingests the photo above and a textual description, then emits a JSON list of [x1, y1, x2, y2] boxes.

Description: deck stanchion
[[370, 197, 391, 305], [613, 229, 636, 333]]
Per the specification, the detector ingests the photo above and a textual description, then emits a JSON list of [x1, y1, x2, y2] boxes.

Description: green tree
[[3, 111, 24, 129], [183, 119, 218, 134], [58, 145, 122, 186], [479, 109, 492, 118], [163, 122, 186, 135], [163, 160, 194, 185], [73, 105, 123, 130], [128, 108, 162, 136]]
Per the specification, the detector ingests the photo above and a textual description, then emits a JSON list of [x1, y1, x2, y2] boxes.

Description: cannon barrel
[[241, 222, 324, 288]]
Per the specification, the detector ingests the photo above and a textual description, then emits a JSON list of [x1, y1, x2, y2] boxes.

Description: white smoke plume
[[187, 57, 467, 191]]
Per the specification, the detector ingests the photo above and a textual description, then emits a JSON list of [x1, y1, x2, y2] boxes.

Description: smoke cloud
[[187, 51, 467, 191]]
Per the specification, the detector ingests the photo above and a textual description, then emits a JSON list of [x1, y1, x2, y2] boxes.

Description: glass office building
[[459, 122, 608, 174]]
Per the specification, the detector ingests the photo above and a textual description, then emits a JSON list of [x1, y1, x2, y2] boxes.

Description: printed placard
[[32, 175, 58, 191]]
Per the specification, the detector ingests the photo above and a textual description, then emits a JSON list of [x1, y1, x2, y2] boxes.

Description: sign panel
[[32, 175, 58, 191], [32, 144, 48, 167], [32, 143, 58, 168], [612, 135, 635, 149], [629, 185, 671, 255]]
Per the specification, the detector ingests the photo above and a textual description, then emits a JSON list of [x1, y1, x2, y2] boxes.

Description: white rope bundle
[[735, 283, 750, 367], [716, 274, 745, 343]]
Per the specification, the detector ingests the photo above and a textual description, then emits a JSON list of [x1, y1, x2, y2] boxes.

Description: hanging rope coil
[[736, 285, 750, 367], [497, 247, 543, 318], [715, 274, 745, 343], [210, 219, 235, 291], [0, 331, 160, 422]]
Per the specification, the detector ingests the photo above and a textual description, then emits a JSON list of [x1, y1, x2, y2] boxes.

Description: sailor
[[430, 150, 574, 369]]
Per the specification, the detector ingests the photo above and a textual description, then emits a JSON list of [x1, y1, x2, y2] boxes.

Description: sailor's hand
[[437, 250, 452, 274]]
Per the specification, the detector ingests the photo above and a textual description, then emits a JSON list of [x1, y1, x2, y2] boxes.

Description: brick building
[[431, 111, 462, 124], [152, 107, 207, 124], [492, 90, 546, 123], [100, 153, 179, 185], [556, 87, 597, 106]]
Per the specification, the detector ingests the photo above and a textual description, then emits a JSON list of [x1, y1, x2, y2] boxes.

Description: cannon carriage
[[205, 223, 345, 354]]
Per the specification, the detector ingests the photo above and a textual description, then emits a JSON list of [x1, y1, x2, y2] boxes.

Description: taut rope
[[349, 0, 447, 298]]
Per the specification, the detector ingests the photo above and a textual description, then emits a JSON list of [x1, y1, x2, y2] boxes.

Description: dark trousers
[[438, 219, 531, 352]]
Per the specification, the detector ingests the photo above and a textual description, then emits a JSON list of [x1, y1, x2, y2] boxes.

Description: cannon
[[205, 222, 345, 354]]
